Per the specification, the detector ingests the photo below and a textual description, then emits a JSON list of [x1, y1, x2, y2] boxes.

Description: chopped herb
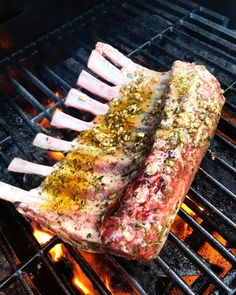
[[207, 135, 212, 142], [96, 175, 104, 181], [143, 241, 152, 250], [80, 199, 87, 207], [136, 243, 141, 252], [132, 221, 148, 237]]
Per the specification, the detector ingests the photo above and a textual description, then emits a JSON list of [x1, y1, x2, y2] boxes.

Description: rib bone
[[8, 158, 53, 176], [33, 133, 75, 152], [87, 50, 125, 85], [77, 70, 120, 100], [0, 181, 43, 204], [33, 133, 102, 155], [51, 110, 94, 131], [95, 42, 160, 77], [65, 88, 108, 115], [95, 42, 137, 71]]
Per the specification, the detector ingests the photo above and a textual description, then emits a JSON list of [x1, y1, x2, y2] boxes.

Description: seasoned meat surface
[[18, 68, 170, 252], [99, 61, 225, 259], [1, 43, 224, 260]]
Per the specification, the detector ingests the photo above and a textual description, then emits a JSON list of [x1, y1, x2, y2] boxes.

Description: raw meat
[[0, 43, 225, 260]]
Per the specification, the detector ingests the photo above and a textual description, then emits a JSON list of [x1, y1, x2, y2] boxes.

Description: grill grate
[[0, 0, 235, 294]]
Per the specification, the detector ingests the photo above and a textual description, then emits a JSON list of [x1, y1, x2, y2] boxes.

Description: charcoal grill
[[0, 0, 235, 294]]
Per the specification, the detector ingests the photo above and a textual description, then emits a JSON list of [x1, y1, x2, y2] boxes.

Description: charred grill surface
[[0, 0, 235, 294]]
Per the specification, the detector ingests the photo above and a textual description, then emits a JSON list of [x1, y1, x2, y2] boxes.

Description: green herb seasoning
[[40, 71, 161, 214]]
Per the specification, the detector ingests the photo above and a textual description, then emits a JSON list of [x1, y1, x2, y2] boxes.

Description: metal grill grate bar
[[154, 256, 195, 295], [159, 33, 236, 81], [33, 57, 72, 90], [65, 246, 112, 295], [169, 233, 232, 293], [189, 187, 236, 231], [10, 78, 50, 116], [22, 68, 62, 103], [199, 167, 236, 202], [206, 150, 236, 175], [178, 208, 236, 264]]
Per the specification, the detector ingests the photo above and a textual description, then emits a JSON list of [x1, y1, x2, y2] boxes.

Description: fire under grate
[[0, 0, 235, 294]]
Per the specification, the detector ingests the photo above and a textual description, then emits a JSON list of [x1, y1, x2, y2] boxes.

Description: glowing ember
[[173, 201, 235, 292], [198, 231, 232, 277], [39, 117, 51, 129], [181, 202, 196, 215], [73, 278, 91, 295], [39, 91, 63, 129], [182, 275, 199, 286], [171, 201, 201, 241], [55, 91, 63, 98], [0, 30, 13, 49], [48, 151, 64, 161], [104, 276, 132, 295]]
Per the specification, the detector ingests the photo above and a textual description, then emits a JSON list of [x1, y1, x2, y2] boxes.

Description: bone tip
[[8, 158, 22, 172], [33, 133, 45, 146], [51, 109, 62, 125], [87, 50, 98, 68], [95, 42, 108, 54], [77, 70, 87, 85], [95, 41, 104, 48]]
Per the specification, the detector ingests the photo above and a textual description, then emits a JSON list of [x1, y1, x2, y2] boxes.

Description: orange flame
[[55, 91, 63, 99], [33, 228, 53, 245], [49, 244, 64, 262], [79, 251, 133, 295], [48, 151, 64, 161], [72, 262, 97, 295], [32, 224, 64, 262], [39, 91, 63, 129]]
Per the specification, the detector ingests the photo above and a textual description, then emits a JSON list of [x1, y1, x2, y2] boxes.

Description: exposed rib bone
[[95, 42, 160, 77], [8, 158, 53, 176], [87, 50, 124, 85], [33, 133, 75, 152], [77, 70, 120, 100], [95, 42, 137, 71], [51, 110, 94, 131], [33, 133, 102, 155], [65, 88, 109, 115], [33, 133, 102, 156], [0, 181, 43, 204]]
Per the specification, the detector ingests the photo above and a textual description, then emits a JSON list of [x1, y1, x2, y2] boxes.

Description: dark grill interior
[[0, 0, 235, 294]]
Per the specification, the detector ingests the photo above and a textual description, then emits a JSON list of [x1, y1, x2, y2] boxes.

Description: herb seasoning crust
[[99, 61, 225, 260]]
